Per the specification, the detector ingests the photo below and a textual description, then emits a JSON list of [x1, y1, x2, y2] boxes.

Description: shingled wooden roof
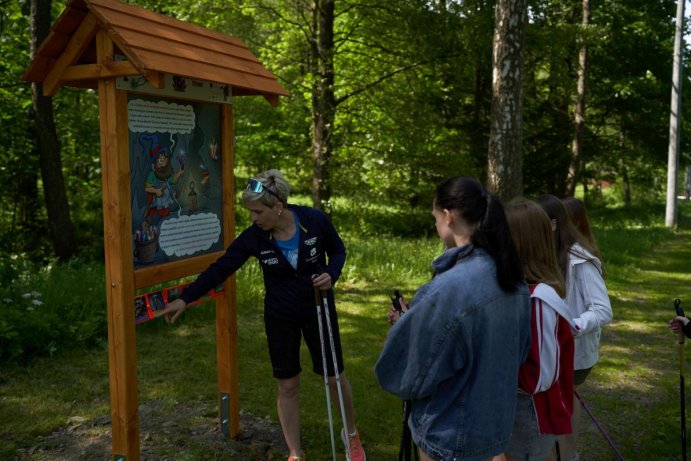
[[23, 0, 288, 105]]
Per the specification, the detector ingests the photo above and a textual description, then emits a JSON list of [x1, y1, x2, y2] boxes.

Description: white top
[[530, 283, 576, 393], [566, 243, 613, 370]]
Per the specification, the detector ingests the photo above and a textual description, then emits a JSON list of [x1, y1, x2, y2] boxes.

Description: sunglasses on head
[[246, 178, 282, 202]]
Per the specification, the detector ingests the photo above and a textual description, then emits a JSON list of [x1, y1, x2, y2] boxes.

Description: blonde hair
[[242, 169, 290, 207], [505, 198, 565, 297]]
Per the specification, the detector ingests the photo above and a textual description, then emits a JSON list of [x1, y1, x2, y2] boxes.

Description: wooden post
[[216, 103, 240, 437], [97, 30, 139, 461]]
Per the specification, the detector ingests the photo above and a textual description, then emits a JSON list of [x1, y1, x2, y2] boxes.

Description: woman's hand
[[312, 272, 332, 290], [387, 297, 409, 325], [160, 298, 187, 324], [669, 316, 689, 335]]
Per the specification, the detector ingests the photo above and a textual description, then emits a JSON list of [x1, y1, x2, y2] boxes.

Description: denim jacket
[[375, 245, 531, 461]]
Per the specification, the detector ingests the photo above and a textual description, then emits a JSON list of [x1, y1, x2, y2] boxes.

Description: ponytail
[[473, 195, 524, 292], [435, 177, 523, 292]]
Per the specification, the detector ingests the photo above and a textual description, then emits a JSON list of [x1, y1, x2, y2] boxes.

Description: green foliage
[[0, 1, 40, 259], [0, 256, 106, 362], [1, 1, 102, 262], [2, 0, 689, 263], [331, 196, 436, 238]]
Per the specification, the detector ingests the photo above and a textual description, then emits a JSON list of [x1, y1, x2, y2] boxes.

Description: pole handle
[[314, 285, 322, 305], [676, 299, 686, 344]]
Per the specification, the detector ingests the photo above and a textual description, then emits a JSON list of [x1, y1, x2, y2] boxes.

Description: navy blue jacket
[[181, 205, 346, 320]]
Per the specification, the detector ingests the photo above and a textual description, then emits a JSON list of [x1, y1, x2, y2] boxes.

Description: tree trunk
[[621, 161, 631, 204], [30, 0, 78, 260], [619, 131, 631, 204], [310, 0, 336, 213], [487, 0, 527, 201], [566, 0, 591, 197], [665, 0, 684, 227]]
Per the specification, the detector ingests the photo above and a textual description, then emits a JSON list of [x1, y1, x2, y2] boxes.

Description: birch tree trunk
[[665, 0, 684, 227], [487, 0, 527, 200]]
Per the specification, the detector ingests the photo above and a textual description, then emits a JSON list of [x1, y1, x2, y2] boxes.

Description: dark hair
[[536, 194, 600, 276], [562, 198, 600, 257], [435, 177, 523, 292]]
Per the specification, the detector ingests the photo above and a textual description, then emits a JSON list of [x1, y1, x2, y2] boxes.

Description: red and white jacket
[[518, 283, 576, 435]]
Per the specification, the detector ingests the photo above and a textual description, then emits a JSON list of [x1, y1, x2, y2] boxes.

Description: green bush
[[0, 256, 106, 362]]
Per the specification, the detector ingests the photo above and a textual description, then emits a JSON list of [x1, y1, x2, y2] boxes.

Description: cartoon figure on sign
[[188, 181, 198, 211], [141, 135, 184, 225]]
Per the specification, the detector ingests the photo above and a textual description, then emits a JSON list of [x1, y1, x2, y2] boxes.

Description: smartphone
[[675, 298, 684, 317], [391, 290, 403, 313]]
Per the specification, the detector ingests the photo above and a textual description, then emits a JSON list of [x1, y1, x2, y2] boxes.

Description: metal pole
[[574, 390, 625, 461], [665, 0, 685, 227], [680, 334, 687, 461], [314, 288, 337, 461], [677, 299, 688, 461]]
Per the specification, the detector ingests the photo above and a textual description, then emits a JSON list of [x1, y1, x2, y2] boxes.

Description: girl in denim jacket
[[376, 177, 532, 461]]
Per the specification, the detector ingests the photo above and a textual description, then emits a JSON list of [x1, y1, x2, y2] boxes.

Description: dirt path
[[15, 399, 287, 460]]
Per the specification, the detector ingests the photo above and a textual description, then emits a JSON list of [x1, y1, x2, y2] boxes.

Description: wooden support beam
[[216, 102, 240, 438], [263, 94, 280, 107], [61, 61, 139, 81], [143, 70, 165, 89], [133, 251, 224, 290], [97, 30, 140, 461], [43, 12, 100, 96]]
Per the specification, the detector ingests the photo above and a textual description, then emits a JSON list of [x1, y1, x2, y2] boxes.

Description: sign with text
[[128, 94, 223, 268], [116, 74, 231, 105]]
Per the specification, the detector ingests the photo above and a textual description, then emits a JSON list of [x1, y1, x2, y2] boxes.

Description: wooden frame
[[97, 30, 240, 461], [23, 2, 287, 459]]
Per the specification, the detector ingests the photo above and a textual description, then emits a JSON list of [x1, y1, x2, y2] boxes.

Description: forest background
[[2, 0, 691, 459], [3, 0, 691, 264]]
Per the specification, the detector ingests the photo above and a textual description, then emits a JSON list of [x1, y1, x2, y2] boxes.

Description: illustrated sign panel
[[128, 94, 223, 267]]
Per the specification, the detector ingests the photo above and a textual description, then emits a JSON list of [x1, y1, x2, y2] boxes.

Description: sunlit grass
[[2, 199, 691, 459]]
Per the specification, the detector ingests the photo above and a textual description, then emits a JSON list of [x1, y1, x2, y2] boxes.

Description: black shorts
[[264, 306, 344, 380]]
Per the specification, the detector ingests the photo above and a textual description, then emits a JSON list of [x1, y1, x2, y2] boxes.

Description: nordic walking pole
[[398, 400, 409, 461], [675, 298, 687, 461], [314, 287, 337, 461], [573, 390, 625, 461], [391, 290, 413, 461], [320, 287, 351, 459], [398, 400, 418, 461], [398, 400, 410, 461]]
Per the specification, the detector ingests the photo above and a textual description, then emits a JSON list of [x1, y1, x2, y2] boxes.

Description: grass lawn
[[1, 199, 691, 460]]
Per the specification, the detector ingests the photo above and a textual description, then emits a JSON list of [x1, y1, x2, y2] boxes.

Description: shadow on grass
[[576, 220, 691, 460]]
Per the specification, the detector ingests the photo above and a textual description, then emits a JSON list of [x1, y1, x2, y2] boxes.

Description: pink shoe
[[287, 452, 304, 461], [341, 428, 366, 461]]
